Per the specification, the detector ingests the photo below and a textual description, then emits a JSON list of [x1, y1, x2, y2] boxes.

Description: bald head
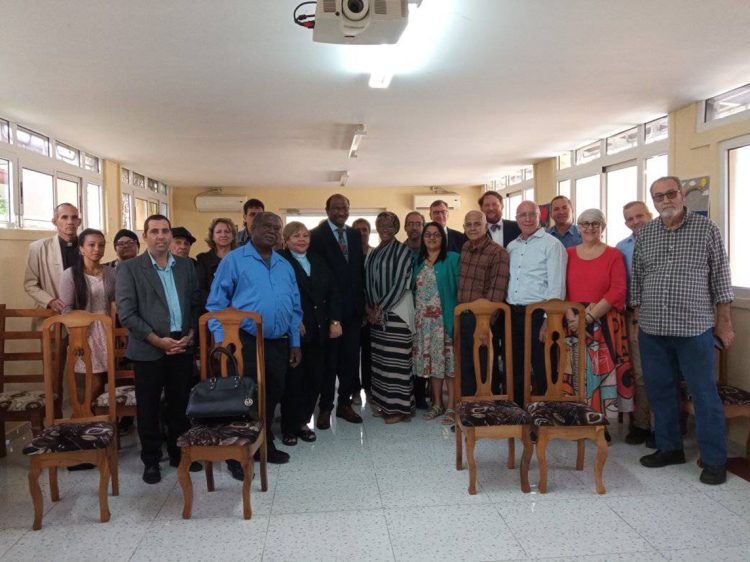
[[515, 201, 541, 239], [463, 210, 487, 241]]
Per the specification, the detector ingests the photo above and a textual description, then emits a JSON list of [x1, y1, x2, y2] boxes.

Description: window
[[558, 179, 571, 199], [134, 198, 148, 230], [86, 183, 102, 230], [120, 166, 169, 232], [148, 178, 159, 193], [0, 158, 10, 223], [706, 83, 750, 122], [56, 142, 80, 166], [56, 176, 79, 208], [644, 116, 669, 144], [507, 192, 523, 221], [159, 202, 169, 217], [575, 175, 600, 216], [727, 141, 750, 291], [132, 172, 145, 189], [148, 200, 158, 217], [121, 167, 131, 185], [21, 168, 55, 229], [82, 153, 100, 173], [558, 151, 572, 170], [576, 141, 601, 165], [605, 164, 638, 244], [607, 127, 638, 155], [644, 153, 668, 216], [121, 193, 132, 230], [0, 119, 9, 144], [16, 126, 50, 156]]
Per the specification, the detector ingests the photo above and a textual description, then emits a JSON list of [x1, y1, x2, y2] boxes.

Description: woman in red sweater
[[565, 208, 633, 417]]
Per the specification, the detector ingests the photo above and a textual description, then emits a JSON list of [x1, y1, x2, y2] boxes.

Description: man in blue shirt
[[616, 201, 653, 446], [547, 195, 582, 248], [207, 212, 302, 470]]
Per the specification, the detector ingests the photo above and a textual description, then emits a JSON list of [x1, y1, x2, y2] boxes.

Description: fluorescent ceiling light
[[342, 0, 453, 89], [340, 172, 350, 186], [348, 124, 367, 158]]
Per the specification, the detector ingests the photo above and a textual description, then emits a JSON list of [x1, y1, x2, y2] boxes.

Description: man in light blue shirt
[[507, 201, 567, 405], [547, 195, 582, 248], [615, 201, 653, 446], [207, 212, 302, 469]]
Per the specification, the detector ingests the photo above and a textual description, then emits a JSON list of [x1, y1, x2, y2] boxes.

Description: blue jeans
[[638, 328, 726, 466]]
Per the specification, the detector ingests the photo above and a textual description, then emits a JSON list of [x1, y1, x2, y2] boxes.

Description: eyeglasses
[[579, 221, 602, 230], [652, 189, 680, 203], [115, 240, 138, 247], [423, 232, 442, 239], [463, 222, 484, 228]]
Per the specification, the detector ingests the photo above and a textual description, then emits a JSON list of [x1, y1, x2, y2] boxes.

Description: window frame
[[697, 84, 750, 132], [719, 133, 750, 299], [120, 167, 169, 233]]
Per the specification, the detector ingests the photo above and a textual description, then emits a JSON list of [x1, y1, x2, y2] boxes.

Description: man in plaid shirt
[[631, 176, 735, 485]]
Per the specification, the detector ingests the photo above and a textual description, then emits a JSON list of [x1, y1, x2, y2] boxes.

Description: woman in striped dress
[[365, 211, 415, 424]]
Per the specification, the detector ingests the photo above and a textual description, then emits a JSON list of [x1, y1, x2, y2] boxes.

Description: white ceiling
[[2, 0, 750, 188]]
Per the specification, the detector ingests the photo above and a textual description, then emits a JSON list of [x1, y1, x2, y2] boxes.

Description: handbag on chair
[[186, 344, 258, 422]]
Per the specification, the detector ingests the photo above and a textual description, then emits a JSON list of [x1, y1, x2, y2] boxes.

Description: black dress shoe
[[169, 458, 203, 472], [254, 445, 290, 464], [336, 404, 363, 424], [227, 460, 245, 481], [143, 465, 161, 484], [415, 400, 429, 410], [640, 449, 686, 468], [645, 432, 656, 449], [317, 409, 332, 430], [700, 464, 727, 485], [625, 426, 650, 445], [67, 463, 96, 471]]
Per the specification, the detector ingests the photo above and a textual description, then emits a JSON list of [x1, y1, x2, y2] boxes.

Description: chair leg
[[49, 467, 60, 501], [520, 427, 532, 493], [242, 457, 253, 520], [745, 428, 750, 466], [260, 438, 268, 492], [455, 423, 463, 470], [507, 437, 516, 469], [178, 454, 194, 519], [97, 452, 111, 523], [576, 439, 585, 471], [205, 461, 215, 492], [28, 459, 44, 530], [465, 430, 478, 495], [594, 428, 608, 495], [536, 433, 550, 494], [109, 445, 119, 497], [0, 418, 6, 458]]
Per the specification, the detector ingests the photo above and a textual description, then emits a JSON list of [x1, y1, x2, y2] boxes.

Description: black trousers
[[458, 312, 503, 397], [133, 352, 193, 467], [359, 324, 372, 394], [510, 306, 548, 406], [320, 315, 361, 411], [240, 331, 288, 444], [281, 341, 325, 434]]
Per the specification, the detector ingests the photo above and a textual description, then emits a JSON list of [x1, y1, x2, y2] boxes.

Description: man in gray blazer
[[116, 214, 201, 484]]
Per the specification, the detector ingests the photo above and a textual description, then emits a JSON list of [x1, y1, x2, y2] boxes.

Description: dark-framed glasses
[[579, 221, 602, 230], [652, 189, 680, 203]]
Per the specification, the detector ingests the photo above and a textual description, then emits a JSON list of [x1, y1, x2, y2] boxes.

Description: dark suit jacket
[[446, 227, 468, 254], [487, 219, 522, 248], [195, 250, 221, 311], [309, 222, 365, 321], [279, 249, 342, 345], [115, 252, 201, 361]]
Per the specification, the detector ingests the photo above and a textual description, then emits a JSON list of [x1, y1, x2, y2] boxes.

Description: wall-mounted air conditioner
[[413, 193, 461, 210], [194, 194, 246, 213]]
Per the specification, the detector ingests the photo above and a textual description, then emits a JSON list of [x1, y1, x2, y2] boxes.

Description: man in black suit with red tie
[[479, 190, 521, 248], [309, 194, 365, 428]]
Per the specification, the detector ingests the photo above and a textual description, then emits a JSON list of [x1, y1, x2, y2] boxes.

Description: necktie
[[336, 228, 349, 260], [490, 223, 501, 232]]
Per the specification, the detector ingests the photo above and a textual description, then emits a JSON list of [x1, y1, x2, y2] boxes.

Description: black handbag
[[186, 344, 258, 421]]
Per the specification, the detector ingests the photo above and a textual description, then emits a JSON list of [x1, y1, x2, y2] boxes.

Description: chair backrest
[[110, 302, 135, 383], [524, 299, 587, 404], [198, 308, 265, 424], [453, 299, 514, 402], [0, 304, 60, 393], [41, 311, 116, 425]]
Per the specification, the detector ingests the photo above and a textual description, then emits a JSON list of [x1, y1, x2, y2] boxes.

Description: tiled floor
[[1, 398, 749, 561]]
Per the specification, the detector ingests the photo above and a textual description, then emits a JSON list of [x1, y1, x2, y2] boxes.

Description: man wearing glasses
[[632, 176, 734, 485], [107, 229, 140, 268]]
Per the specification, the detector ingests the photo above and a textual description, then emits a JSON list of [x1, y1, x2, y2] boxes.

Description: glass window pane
[[0, 158, 10, 223], [523, 187, 535, 202], [508, 171, 523, 186], [132, 172, 145, 188], [147, 178, 159, 192], [134, 198, 148, 231], [86, 183, 102, 230], [605, 166, 638, 245], [558, 179, 571, 199], [575, 175, 600, 217], [21, 168, 55, 228], [83, 153, 100, 173], [706, 83, 750, 121], [644, 116, 668, 144], [121, 193, 132, 229], [56, 142, 80, 166], [729, 144, 750, 288], [159, 182, 168, 195], [524, 166, 534, 180], [0, 119, 9, 143], [645, 154, 668, 216], [507, 192, 522, 221], [148, 200, 158, 216], [56, 177, 79, 208], [576, 141, 601, 165], [16, 126, 50, 156], [159, 202, 169, 217], [606, 127, 638, 155], [558, 151, 572, 170], [121, 167, 130, 185]]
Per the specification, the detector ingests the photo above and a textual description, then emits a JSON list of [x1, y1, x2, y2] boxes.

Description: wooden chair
[[177, 308, 268, 520], [0, 305, 61, 457], [453, 299, 533, 495], [92, 303, 136, 423], [682, 348, 750, 465], [24, 311, 119, 530], [523, 300, 609, 494]]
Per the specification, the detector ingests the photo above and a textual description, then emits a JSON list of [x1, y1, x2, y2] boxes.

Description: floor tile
[[279, 438, 374, 473], [0, 529, 27, 559], [700, 487, 750, 523], [659, 545, 750, 561], [497, 498, 652, 558], [264, 509, 393, 562], [385, 504, 526, 561], [376, 466, 492, 508], [272, 468, 381, 514]]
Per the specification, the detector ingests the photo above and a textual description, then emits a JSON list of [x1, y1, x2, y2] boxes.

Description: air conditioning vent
[[322, 0, 336, 13], [194, 194, 246, 212], [374, 0, 387, 15], [413, 193, 462, 210]]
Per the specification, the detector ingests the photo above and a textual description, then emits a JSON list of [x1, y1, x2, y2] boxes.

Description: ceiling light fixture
[[348, 125, 367, 159], [340, 171, 350, 187]]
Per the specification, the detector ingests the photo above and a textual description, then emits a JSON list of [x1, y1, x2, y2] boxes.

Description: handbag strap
[[208, 344, 240, 379]]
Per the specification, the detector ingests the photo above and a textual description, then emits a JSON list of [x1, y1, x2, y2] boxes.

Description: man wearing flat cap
[[170, 226, 196, 262], [106, 228, 140, 269]]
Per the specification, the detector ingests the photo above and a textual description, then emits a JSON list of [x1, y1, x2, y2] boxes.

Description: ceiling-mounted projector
[[313, 0, 408, 45]]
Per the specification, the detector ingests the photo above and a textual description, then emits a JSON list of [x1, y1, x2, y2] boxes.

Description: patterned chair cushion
[[93, 385, 136, 408], [457, 400, 532, 427], [717, 384, 750, 406], [22, 421, 115, 455], [527, 401, 609, 427], [177, 420, 263, 448], [0, 390, 50, 412]]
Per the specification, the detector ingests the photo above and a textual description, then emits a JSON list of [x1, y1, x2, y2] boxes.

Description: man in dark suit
[[116, 214, 201, 484], [309, 194, 365, 428], [478, 191, 521, 248], [429, 199, 467, 253]]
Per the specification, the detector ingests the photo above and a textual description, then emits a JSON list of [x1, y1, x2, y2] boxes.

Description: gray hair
[[577, 208, 606, 227]]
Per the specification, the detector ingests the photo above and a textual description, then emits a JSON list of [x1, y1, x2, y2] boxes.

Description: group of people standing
[[23, 174, 736, 486]]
